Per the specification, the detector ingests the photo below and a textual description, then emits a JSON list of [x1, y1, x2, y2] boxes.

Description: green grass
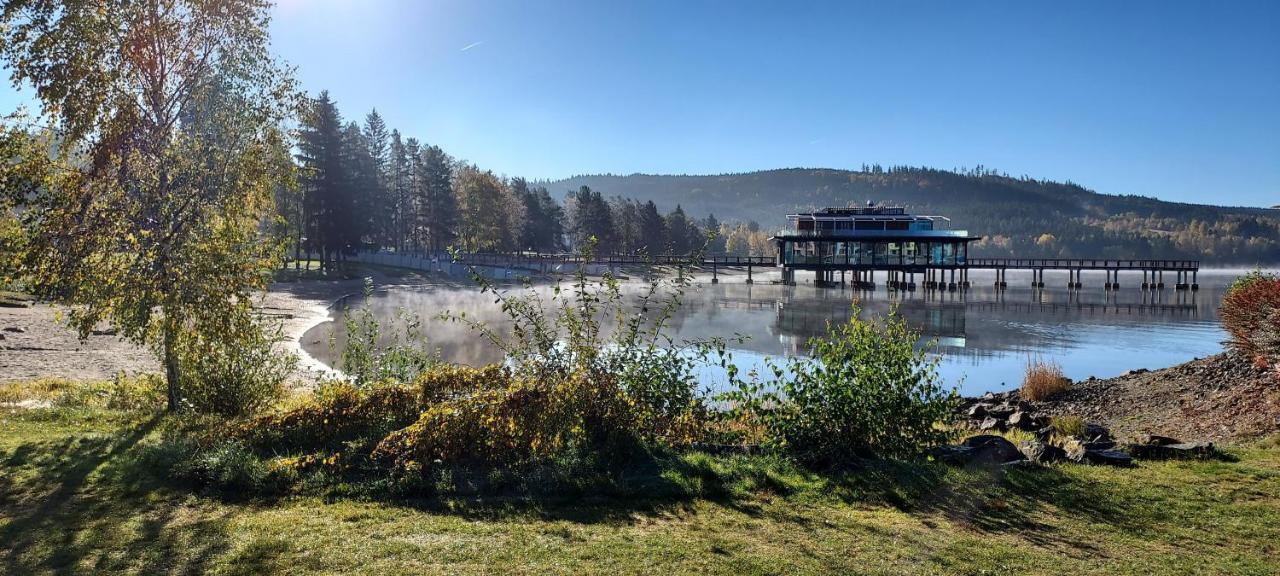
[[2, 402, 1280, 574]]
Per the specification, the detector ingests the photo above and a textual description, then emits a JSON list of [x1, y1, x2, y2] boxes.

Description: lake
[[301, 268, 1263, 396]]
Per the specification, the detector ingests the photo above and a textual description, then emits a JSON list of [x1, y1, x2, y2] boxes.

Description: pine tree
[[418, 145, 456, 252], [362, 109, 391, 248], [387, 130, 409, 251], [297, 91, 351, 269], [638, 200, 667, 254]]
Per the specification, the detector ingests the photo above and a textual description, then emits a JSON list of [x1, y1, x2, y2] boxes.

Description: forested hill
[[543, 167, 1280, 264]]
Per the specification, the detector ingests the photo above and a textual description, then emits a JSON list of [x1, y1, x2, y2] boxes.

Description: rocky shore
[[957, 351, 1280, 445]]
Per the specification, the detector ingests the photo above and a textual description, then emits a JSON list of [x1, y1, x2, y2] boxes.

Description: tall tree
[[0, 0, 296, 410], [568, 186, 614, 253], [417, 145, 456, 253], [362, 109, 391, 247], [296, 92, 350, 268], [453, 165, 507, 251], [665, 204, 697, 254], [387, 130, 410, 251], [637, 200, 667, 254], [341, 121, 378, 251]]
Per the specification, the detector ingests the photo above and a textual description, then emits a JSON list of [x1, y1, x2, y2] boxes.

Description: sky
[[4, 0, 1279, 207]]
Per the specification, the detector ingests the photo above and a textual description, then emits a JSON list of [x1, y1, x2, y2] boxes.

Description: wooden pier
[[348, 251, 1202, 292]]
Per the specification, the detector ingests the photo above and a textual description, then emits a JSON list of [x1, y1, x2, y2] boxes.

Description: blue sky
[[5, 0, 1279, 206]]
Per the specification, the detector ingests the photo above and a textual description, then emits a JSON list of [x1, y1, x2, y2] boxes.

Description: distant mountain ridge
[[542, 167, 1279, 264]]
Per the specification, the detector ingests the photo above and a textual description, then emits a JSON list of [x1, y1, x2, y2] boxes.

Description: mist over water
[[302, 268, 1265, 396]]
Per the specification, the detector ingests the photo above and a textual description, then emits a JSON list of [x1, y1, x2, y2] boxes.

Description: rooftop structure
[[773, 204, 981, 285]]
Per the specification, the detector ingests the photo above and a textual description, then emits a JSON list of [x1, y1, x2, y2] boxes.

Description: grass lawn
[[2, 403, 1279, 575]]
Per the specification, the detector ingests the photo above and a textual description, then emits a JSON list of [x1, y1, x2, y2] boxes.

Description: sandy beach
[[0, 277, 372, 385]]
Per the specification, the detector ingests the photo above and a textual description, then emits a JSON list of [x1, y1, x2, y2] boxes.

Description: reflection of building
[[772, 298, 968, 355], [773, 204, 980, 286]]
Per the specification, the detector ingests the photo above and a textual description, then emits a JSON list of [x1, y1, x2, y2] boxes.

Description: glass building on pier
[[772, 204, 981, 286]]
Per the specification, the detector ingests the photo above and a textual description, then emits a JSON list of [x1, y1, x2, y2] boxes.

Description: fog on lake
[[302, 268, 1258, 396]]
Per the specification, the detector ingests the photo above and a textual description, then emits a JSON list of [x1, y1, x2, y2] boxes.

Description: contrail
[[460, 41, 484, 52]]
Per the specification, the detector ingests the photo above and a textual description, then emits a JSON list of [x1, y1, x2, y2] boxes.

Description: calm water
[[302, 268, 1263, 396]]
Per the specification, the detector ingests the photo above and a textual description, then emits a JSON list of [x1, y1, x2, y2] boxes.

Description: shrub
[[372, 370, 637, 469], [1021, 358, 1070, 401], [720, 308, 959, 464], [1051, 415, 1086, 438], [175, 314, 295, 417], [340, 278, 440, 387], [1220, 270, 1280, 368], [238, 364, 510, 453]]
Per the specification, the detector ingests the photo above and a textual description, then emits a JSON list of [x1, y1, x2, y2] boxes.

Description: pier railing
[[966, 258, 1199, 271]]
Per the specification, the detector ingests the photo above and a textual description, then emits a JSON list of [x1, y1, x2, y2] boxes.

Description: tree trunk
[[163, 311, 181, 412]]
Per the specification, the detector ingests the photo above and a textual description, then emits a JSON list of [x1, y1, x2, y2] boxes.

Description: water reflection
[[303, 269, 1250, 396]]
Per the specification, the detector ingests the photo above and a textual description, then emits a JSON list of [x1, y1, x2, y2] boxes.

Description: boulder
[[1019, 440, 1067, 464], [2, 326, 24, 333], [1083, 449, 1134, 467], [1007, 411, 1045, 431], [1083, 440, 1117, 451], [1128, 442, 1217, 461], [967, 404, 989, 419], [929, 435, 1026, 466], [978, 417, 1005, 432], [1134, 434, 1181, 447], [986, 404, 1016, 419], [1084, 423, 1112, 441], [961, 435, 1025, 464], [1034, 426, 1054, 442]]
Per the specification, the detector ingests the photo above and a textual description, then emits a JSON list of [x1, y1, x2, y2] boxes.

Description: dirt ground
[[0, 276, 372, 386]]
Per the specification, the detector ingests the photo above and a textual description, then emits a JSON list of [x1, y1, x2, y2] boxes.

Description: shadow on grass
[[0, 412, 1202, 570], [361, 448, 1168, 560], [0, 416, 287, 575]]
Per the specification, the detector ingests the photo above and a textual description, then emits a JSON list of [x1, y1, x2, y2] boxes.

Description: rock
[[961, 435, 1025, 464], [1083, 440, 1117, 451], [1123, 368, 1150, 377], [1019, 440, 1067, 464], [926, 445, 976, 466], [1084, 423, 1112, 441], [91, 328, 118, 336], [1134, 434, 1181, 447], [1034, 426, 1054, 442], [930, 436, 1027, 467], [1084, 449, 1134, 467], [978, 417, 1005, 432], [1128, 442, 1217, 461], [1007, 411, 1045, 431], [967, 404, 989, 419], [986, 405, 1016, 419], [2, 326, 25, 333]]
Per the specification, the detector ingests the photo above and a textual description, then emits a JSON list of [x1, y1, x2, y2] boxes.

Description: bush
[[1221, 270, 1280, 368], [1021, 358, 1070, 401], [175, 314, 295, 417], [372, 370, 637, 469], [239, 364, 508, 453], [340, 278, 440, 387], [720, 308, 959, 464], [1051, 415, 1086, 438]]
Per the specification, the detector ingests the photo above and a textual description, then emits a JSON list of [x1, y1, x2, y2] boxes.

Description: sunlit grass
[[2, 381, 1279, 575]]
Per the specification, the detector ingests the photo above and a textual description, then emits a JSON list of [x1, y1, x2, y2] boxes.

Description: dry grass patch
[[1021, 358, 1070, 401]]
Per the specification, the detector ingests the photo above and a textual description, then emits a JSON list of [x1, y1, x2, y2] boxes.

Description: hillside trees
[[0, 0, 297, 411]]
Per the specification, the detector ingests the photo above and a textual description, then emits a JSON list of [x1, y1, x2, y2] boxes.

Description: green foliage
[[1052, 415, 1087, 438], [1221, 270, 1280, 369], [721, 307, 959, 463], [0, 0, 299, 412], [174, 315, 295, 417], [338, 278, 439, 387]]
